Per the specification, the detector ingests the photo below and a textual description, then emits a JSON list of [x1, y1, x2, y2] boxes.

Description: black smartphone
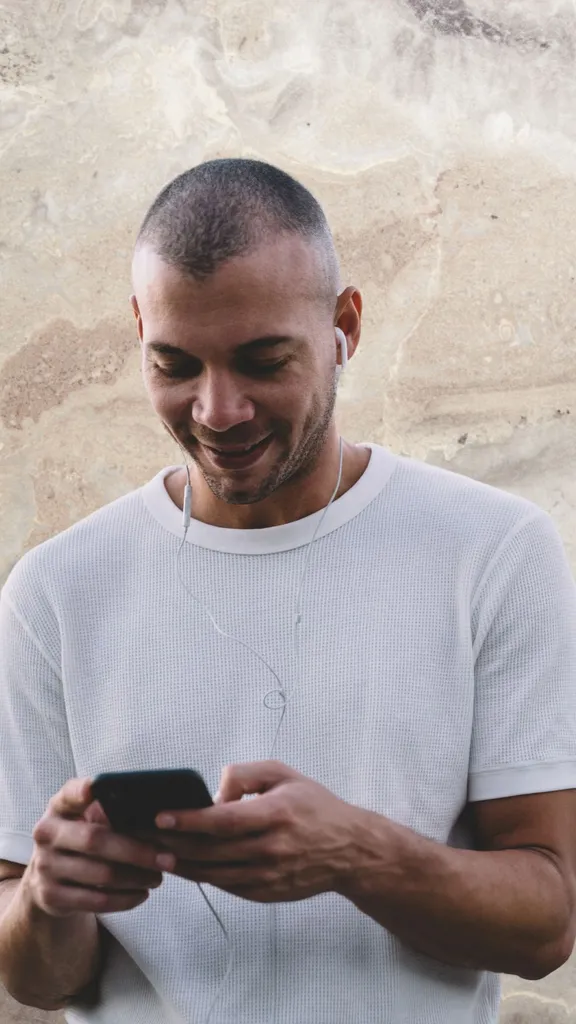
[[91, 769, 213, 832]]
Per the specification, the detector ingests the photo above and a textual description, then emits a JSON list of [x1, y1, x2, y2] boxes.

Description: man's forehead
[[132, 235, 328, 310], [131, 247, 183, 301]]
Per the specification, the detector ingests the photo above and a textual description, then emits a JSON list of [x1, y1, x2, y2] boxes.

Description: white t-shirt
[[1, 444, 576, 1024]]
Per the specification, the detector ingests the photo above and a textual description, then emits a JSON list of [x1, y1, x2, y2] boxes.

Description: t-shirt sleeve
[[0, 587, 75, 864], [469, 510, 576, 802]]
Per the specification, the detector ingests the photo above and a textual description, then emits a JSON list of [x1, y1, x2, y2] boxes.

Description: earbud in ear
[[334, 327, 348, 372]]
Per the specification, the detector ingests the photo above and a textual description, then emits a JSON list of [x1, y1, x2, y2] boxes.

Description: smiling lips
[[199, 434, 273, 470]]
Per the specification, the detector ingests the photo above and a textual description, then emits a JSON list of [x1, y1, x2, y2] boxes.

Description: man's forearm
[[0, 876, 102, 1010], [337, 809, 574, 979]]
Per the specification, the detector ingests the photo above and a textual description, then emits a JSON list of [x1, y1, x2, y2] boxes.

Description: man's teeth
[[213, 441, 259, 454]]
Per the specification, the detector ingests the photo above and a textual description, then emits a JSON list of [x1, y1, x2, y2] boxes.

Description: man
[[0, 158, 576, 1024]]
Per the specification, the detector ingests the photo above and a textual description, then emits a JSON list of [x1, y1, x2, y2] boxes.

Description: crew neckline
[[140, 443, 397, 554]]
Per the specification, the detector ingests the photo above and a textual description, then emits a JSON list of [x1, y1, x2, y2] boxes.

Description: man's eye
[[247, 359, 289, 376], [152, 357, 289, 379], [154, 362, 198, 379]]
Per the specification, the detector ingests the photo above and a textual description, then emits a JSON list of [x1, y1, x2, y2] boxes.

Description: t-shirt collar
[[140, 443, 396, 554]]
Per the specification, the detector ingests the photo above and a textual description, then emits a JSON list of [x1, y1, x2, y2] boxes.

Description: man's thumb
[[84, 800, 110, 826], [216, 760, 298, 803]]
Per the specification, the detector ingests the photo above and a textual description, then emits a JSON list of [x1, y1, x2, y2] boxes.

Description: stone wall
[[1, 1, 576, 1021]]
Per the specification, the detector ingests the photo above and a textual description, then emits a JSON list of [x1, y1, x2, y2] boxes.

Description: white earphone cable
[[268, 437, 344, 758], [174, 437, 345, 1024]]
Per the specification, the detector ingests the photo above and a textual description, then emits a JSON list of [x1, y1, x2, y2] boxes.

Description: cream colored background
[[1, 0, 576, 1021]]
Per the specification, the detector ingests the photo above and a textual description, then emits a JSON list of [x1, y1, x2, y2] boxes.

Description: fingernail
[[213, 790, 221, 804], [156, 853, 175, 871], [156, 814, 176, 828]]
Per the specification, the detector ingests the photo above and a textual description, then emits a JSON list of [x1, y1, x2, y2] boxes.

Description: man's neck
[[164, 437, 371, 530]]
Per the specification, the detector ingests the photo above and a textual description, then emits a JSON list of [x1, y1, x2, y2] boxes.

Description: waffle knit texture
[[1, 444, 576, 1024]]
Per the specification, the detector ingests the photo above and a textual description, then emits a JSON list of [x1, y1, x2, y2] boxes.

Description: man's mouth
[[198, 434, 273, 471]]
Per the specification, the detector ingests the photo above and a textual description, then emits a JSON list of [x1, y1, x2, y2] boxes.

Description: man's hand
[[151, 761, 359, 902], [25, 779, 175, 917]]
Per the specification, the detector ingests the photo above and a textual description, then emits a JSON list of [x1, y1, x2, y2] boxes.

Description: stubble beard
[[189, 375, 338, 507]]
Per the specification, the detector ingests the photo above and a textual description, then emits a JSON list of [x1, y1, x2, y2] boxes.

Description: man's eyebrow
[[146, 336, 294, 356], [146, 341, 186, 356]]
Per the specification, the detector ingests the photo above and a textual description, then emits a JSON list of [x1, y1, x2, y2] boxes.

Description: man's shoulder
[[386, 451, 545, 533], [368, 449, 555, 581]]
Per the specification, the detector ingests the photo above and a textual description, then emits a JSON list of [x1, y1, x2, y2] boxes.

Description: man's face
[[132, 235, 341, 505]]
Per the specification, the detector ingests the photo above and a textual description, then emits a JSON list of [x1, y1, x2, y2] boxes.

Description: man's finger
[[49, 778, 94, 818], [155, 792, 278, 837], [217, 760, 298, 803], [154, 833, 268, 863], [45, 818, 174, 871]]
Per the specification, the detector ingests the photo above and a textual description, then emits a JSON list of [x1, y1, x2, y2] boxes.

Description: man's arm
[[337, 789, 576, 980], [0, 862, 102, 1011], [0, 778, 168, 1012], [147, 762, 576, 980]]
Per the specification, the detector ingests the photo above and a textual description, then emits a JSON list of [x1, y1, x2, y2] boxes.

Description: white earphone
[[335, 327, 348, 373]]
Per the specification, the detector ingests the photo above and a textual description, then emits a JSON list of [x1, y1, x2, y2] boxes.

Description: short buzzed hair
[[136, 158, 340, 301]]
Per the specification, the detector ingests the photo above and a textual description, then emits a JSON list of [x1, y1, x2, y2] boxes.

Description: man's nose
[[191, 370, 256, 432]]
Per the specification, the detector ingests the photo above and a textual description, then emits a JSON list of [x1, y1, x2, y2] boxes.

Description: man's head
[[131, 158, 361, 507]]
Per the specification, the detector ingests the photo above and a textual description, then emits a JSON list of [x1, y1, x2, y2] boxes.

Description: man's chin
[[191, 438, 285, 505], [203, 474, 279, 507], [198, 455, 288, 507]]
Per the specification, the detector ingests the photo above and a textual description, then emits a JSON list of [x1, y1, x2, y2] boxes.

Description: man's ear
[[130, 294, 143, 341], [334, 286, 362, 362]]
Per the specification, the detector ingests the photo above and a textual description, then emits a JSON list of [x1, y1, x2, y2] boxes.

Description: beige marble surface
[[1, 0, 576, 1021]]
